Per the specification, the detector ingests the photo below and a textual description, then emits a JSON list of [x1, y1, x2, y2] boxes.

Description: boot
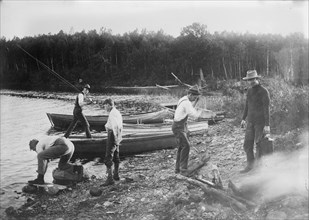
[[240, 161, 254, 173], [113, 163, 120, 181], [101, 167, 114, 186], [28, 174, 45, 185], [179, 169, 189, 177]]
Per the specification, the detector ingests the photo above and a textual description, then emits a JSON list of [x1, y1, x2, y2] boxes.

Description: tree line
[[0, 23, 308, 91]]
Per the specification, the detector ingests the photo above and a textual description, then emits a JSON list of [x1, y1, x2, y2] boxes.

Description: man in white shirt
[[172, 85, 203, 176], [102, 98, 123, 186], [28, 136, 75, 184], [64, 84, 92, 138]]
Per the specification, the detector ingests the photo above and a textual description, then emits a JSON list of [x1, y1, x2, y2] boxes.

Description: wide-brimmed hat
[[84, 84, 91, 90], [188, 85, 201, 95], [243, 70, 261, 80]]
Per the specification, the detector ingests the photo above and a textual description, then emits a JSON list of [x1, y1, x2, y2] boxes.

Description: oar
[[16, 44, 80, 93]]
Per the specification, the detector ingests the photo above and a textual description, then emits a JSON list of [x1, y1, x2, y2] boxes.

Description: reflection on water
[[0, 94, 101, 217]]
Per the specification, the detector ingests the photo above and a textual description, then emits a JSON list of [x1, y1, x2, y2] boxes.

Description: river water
[[0, 94, 100, 216]]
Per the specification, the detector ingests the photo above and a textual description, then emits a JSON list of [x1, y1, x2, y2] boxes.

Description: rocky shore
[[1, 90, 308, 220], [3, 118, 308, 220]]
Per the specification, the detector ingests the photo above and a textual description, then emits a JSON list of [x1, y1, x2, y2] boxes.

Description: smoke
[[238, 131, 308, 202]]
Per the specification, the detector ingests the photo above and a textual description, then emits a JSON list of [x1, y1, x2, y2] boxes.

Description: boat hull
[[70, 133, 177, 158], [47, 109, 173, 131], [69, 121, 208, 158]]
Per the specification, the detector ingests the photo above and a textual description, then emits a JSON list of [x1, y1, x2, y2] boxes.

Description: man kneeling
[[28, 136, 75, 184]]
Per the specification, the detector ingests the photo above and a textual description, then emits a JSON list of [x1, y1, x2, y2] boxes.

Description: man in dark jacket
[[64, 84, 92, 138], [240, 70, 270, 173]]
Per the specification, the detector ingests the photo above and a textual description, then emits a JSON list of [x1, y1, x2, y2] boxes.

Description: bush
[[266, 77, 309, 134], [220, 77, 309, 134]]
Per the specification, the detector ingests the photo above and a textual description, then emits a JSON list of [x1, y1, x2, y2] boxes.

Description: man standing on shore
[[28, 136, 75, 184], [101, 98, 123, 186], [172, 85, 204, 176], [64, 84, 92, 138], [240, 70, 271, 173]]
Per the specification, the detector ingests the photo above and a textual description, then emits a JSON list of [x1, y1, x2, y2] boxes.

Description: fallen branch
[[196, 177, 215, 187], [122, 168, 150, 172], [185, 153, 210, 177], [156, 84, 170, 90], [176, 175, 247, 211], [133, 154, 153, 158], [170, 72, 192, 87], [227, 180, 257, 208], [229, 193, 257, 209]]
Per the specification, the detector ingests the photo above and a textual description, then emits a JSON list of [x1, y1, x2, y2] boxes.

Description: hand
[[192, 96, 200, 107], [240, 120, 246, 128], [263, 126, 270, 134]]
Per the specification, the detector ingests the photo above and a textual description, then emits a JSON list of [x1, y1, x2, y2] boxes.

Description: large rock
[[89, 187, 102, 196], [47, 186, 60, 195], [266, 211, 287, 220], [22, 185, 37, 194]]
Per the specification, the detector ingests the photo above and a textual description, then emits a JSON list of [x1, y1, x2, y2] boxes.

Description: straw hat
[[243, 70, 261, 80], [84, 84, 91, 90], [188, 85, 201, 95]]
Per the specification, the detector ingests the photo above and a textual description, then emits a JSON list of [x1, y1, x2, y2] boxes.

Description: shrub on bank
[[220, 77, 309, 134], [266, 77, 309, 134]]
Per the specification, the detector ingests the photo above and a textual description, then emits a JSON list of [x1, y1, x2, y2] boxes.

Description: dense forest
[[0, 23, 308, 91]]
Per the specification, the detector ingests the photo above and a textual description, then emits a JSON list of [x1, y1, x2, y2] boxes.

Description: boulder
[[89, 187, 102, 196]]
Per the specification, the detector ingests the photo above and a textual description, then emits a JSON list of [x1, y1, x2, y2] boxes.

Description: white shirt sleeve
[[105, 108, 123, 145], [174, 96, 201, 121], [35, 136, 57, 153], [78, 93, 84, 106]]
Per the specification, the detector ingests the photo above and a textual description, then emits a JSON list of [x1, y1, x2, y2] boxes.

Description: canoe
[[69, 121, 208, 158], [68, 120, 208, 137], [161, 105, 226, 125], [46, 109, 173, 131]]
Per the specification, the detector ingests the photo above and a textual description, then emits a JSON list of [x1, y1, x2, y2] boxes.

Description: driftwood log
[[185, 153, 211, 177], [176, 175, 248, 211], [173, 151, 256, 211]]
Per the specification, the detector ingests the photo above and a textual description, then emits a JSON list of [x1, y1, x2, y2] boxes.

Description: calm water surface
[[0, 94, 101, 216]]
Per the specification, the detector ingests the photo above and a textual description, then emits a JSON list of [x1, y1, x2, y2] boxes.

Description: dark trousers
[[37, 137, 74, 175], [172, 120, 190, 172], [64, 107, 91, 138], [243, 122, 264, 165], [104, 130, 120, 168]]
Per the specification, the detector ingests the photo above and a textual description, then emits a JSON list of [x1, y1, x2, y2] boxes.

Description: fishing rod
[[16, 44, 80, 93]]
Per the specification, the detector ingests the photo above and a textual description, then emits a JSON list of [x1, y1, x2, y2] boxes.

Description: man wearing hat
[[172, 85, 203, 176], [240, 70, 270, 173], [64, 84, 92, 138], [28, 136, 75, 184]]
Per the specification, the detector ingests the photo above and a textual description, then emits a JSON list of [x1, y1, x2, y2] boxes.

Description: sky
[[0, 0, 308, 40]]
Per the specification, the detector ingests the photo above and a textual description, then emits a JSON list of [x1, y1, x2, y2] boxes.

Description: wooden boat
[[46, 109, 173, 131], [69, 121, 208, 158], [161, 105, 226, 125], [68, 120, 208, 137]]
